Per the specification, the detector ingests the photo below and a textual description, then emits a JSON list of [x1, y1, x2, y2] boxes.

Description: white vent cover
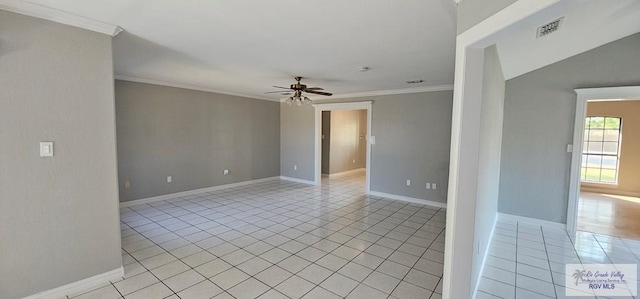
[[537, 17, 563, 38]]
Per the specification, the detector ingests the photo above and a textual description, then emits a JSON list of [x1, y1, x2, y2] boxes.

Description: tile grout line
[[97, 177, 446, 299], [514, 221, 519, 298], [123, 178, 396, 297], [382, 209, 444, 298], [539, 226, 559, 298]]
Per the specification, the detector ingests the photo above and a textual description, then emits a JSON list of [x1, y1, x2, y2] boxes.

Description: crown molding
[[116, 75, 452, 103], [286, 84, 454, 102], [114, 75, 279, 102], [0, 0, 122, 36]]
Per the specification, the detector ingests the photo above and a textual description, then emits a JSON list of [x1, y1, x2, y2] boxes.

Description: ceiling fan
[[265, 76, 333, 105]]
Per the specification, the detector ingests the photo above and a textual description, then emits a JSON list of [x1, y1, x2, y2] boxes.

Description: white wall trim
[[580, 189, 640, 198], [472, 215, 497, 299], [120, 177, 280, 208], [369, 191, 447, 209], [313, 101, 372, 193], [307, 85, 454, 101], [498, 213, 566, 230], [22, 267, 123, 299], [279, 176, 316, 185], [114, 75, 279, 102], [326, 168, 366, 178], [0, 1, 122, 36], [444, 1, 563, 298], [567, 86, 640, 234]]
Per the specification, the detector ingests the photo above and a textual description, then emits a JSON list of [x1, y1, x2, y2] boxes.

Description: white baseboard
[[279, 176, 316, 185], [580, 188, 640, 198], [23, 267, 123, 299], [120, 176, 280, 208], [498, 213, 566, 230], [472, 215, 497, 299], [368, 191, 447, 209], [327, 168, 366, 178]]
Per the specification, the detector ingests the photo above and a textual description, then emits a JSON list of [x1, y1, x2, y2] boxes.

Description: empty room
[[2, 1, 640, 299]]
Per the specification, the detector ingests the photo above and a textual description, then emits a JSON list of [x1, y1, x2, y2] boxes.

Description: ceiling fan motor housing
[[290, 83, 306, 90]]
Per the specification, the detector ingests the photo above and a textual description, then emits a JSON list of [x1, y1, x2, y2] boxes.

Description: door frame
[[566, 86, 640, 234], [313, 101, 372, 193]]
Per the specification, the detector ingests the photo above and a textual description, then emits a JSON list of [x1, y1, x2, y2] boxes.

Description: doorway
[[567, 87, 640, 238], [321, 109, 367, 185], [314, 101, 372, 192]]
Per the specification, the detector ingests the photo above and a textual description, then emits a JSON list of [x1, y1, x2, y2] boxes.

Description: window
[[581, 116, 622, 184]]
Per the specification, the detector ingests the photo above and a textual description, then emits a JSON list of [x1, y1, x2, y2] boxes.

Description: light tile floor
[[67, 173, 446, 299], [476, 219, 640, 299]]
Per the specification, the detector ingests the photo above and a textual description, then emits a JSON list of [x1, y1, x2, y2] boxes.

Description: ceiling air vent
[[536, 17, 563, 38]]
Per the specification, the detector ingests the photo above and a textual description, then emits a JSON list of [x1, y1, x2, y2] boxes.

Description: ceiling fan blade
[[272, 86, 292, 90], [305, 90, 333, 96], [304, 87, 324, 91], [265, 91, 292, 94]]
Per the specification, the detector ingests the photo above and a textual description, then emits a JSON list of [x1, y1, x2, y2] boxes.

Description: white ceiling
[[19, 0, 457, 100], [495, 0, 640, 80]]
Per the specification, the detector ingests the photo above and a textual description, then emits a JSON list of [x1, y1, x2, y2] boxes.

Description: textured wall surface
[[281, 91, 453, 202], [471, 45, 506, 291], [116, 80, 280, 202], [0, 11, 122, 299], [499, 33, 640, 223]]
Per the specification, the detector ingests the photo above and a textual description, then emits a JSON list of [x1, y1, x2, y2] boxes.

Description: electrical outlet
[[406, 180, 411, 186], [124, 181, 131, 189], [223, 169, 229, 175], [294, 165, 297, 171], [432, 183, 437, 190], [167, 176, 172, 183], [426, 183, 431, 189], [352, 159, 356, 164]]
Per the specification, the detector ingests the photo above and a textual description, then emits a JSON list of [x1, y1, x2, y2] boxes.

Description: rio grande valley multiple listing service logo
[[565, 264, 637, 296]]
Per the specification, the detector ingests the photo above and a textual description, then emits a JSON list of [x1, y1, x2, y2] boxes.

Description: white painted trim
[[498, 213, 566, 230], [472, 216, 497, 299], [22, 267, 123, 299], [309, 85, 454, 101], [114, 75, 279, 102], [313, 101, 372, 193], [120, 177, 280, 208], [567, 86, 640, 235], [369, 191, 447, 209], [444, 1, 563, 298], [326, 168, 366, 178], [279, 176, 316, 185], [574, 86, 640, 100], [0, 1, 122, 36]]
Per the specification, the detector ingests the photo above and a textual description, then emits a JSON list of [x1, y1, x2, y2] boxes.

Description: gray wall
[[499, 32, 640, 223], [281, 103, 316, 181], [472, 45, 505, 290], [116, 80, 280, 202], [457, 0, 517, 34], [327, 110, 367, 174], [0, 11, 122, 299], [321, 111, 331, 174], [281, 91, 453, 202]]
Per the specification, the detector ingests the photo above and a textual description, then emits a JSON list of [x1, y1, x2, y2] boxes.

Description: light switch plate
[[40, 142, 53, 157]]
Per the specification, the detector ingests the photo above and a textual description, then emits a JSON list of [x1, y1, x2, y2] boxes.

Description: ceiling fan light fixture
[[271, 77, 333, 106]]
